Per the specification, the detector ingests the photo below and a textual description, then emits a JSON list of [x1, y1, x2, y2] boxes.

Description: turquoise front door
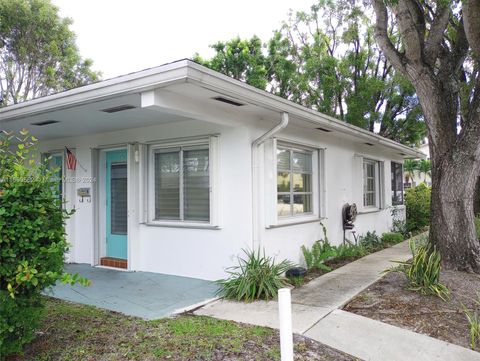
[[106, 149, 128, 259]]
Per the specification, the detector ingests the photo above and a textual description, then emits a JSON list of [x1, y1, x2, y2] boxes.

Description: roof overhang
[[0, 59, 424, 159]]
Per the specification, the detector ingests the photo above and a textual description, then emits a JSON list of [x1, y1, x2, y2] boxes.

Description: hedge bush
[[405, 183, 431, 233], [0, 130, 87, 358]]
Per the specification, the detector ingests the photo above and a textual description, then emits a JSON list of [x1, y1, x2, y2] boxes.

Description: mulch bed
[[343, 270, 480, 350]]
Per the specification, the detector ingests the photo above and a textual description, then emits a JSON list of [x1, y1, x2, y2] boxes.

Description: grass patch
[[15, 297, 277, 361], [13, 297, 354, 361]]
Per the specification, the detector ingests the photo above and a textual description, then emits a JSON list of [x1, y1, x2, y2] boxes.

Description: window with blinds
[[276, 146, 313, 217], [154, 146, 210, 222], [111, 163, 128, 234], [363, 159, 378, 207], [391, 162, 404, 205]]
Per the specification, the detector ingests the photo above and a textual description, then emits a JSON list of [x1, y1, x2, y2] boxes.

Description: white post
[[278, 288, 294, 361]]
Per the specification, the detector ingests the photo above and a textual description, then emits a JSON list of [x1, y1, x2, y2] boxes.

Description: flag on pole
[[65, 147, 77, 170]]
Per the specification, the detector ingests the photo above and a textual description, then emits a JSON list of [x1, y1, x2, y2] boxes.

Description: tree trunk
[[414, 75, 480, 272], [429, 150, 480, 272]]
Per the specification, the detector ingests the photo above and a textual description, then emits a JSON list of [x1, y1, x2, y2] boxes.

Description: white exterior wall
[[39, 117, 404, 280]]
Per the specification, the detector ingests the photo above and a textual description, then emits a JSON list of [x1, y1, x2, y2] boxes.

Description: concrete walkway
[[196, 240, 411, 332], [306, 309, 480, 361], [48, 264, 218, 319], [195, 240, 480, 360]]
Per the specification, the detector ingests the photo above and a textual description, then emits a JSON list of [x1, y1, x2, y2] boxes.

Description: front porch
[[47, 264, 218, 319]]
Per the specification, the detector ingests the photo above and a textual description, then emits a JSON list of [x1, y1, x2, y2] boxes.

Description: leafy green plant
[[0, 130, 88, 358], [359, 231, 382, 252], [405, 183, 431, 233], [462, 297, 480, 351], [386, 239, 449, 300], [334, 242, 366, 259], [301, 224, 336, 271], [216, 249, 292, 302], [381, 232, 404, 244]]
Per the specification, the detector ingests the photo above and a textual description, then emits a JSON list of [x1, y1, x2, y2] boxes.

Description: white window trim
[[146, 136, 219, 229], [362, 158, 383, 211], [267, 139, 322, 227]]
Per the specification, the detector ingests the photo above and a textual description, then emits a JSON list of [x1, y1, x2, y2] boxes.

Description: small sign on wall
[[77, 187, 91, 203]]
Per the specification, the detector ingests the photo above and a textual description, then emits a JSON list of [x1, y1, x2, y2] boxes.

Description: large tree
[[195, 0, 426, 146], [0, 0, 99, 106], [371, 0, 480, 271]]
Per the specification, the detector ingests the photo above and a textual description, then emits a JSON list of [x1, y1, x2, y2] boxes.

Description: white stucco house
[[0, 60, 423, 280]]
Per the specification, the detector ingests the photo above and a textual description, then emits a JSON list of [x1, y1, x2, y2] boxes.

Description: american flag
[[65, 147, 77, 170]]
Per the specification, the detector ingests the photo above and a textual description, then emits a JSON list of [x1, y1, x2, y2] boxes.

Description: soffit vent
[[315, 127, 332, 133], [100, 104, 136, 113], [212, 96, 245, 107], [31, 120, 60, 126]]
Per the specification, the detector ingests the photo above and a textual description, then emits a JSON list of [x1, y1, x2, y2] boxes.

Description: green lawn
[[15, 297, 353, 361]]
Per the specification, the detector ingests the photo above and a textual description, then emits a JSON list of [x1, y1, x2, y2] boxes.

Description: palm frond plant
[[216, 249, 292, 302], [403, 159, 419, 186], [385, 238, 450, 301], [418, 159, 432, 184]]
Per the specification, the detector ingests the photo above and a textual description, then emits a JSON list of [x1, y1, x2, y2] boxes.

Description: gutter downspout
[[251, 112, 289, 250]]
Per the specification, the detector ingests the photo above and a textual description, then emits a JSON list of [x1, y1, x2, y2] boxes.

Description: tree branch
[[394, 0, 425, 65], [424, 3, 450, 66], [463, 0, 480, 62], [371, 0, 407, 74]]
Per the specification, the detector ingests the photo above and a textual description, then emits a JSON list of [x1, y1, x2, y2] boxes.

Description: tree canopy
[[0, 0, 100, 106], [194, 0, 426, 147]]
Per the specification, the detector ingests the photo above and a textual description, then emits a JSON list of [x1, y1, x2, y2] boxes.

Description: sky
[[51, 0, 315, 79]]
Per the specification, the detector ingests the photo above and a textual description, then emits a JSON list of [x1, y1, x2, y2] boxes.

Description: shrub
[[301, 224, 336, 271], [334, 242, 366, 259], [381, 232, 404, 244], [462, 297, 480, 351], [359, 231, 382, 252], [216, 249, 292, 302], [0, 130, 87, 358], [386, 238, 449, 300], [405, 184, 431, 233]]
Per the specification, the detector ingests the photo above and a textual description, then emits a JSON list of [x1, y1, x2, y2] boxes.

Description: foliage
[[0, 0, 100, 106], [216, 249, 292, 302], [381, 232, 404, 244], [462, 295, 480, 350], [194, 0, 426, 147], [417, 159, 431, 184], [334, 242, 366, 259], [0, 129, 88, 358], [386, 238, 449, 301], [405, 183, 431, 233], [403, 159, 418, 185], [301, 224, 336, 271], [359, 231, 382, 252]]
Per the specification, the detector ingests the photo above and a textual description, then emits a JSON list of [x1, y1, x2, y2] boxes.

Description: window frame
[[363, 158, 381, 209], [391, 161, 404, 206], [272, 141, 321, 224], [147, 137, 218, 228]]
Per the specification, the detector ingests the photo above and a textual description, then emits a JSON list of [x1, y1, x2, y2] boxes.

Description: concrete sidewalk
[[195, 240, 411, 331], [195, 240, 480, 360], [306, 310, 480, 361]]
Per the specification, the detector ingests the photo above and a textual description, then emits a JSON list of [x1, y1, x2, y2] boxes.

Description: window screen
[[110, 163, 128, 234]]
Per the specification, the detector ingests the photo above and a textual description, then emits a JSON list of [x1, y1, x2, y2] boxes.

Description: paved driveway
[[47, 264, 218, 319]]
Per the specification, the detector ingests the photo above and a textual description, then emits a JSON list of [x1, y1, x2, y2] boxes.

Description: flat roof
[[0, 59, 424, 158]]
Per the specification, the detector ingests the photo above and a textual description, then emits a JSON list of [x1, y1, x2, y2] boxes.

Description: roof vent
[[364, 142, 374, 146], [315, 127, 332, 133], [31, 120, 60, 126], [212, 96, 244, 107], [101, 105, 136, 113]]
